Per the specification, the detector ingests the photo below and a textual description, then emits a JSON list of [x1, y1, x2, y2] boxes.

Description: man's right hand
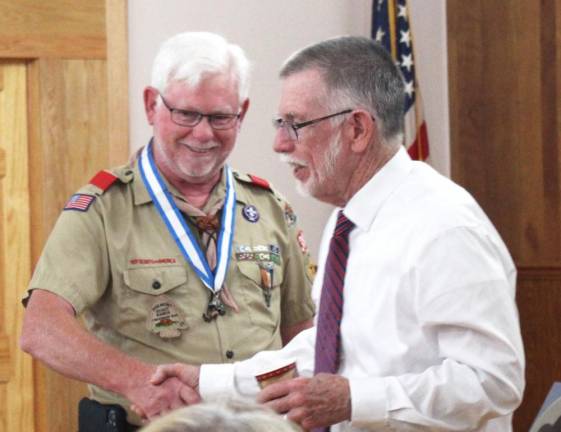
[[127, 364, 201, 420], [150, 363, 201, 396], [21, 290, 201, 422]]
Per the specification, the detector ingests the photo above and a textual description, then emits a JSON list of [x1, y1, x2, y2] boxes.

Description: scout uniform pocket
[[123, 266, 189, 339], [235, 260, 284, 331]]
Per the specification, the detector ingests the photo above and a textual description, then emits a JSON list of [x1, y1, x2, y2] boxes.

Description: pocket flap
[[124, 266, 187, 295]]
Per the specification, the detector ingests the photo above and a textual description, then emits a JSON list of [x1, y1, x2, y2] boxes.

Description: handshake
[[126, 362, 351, 430], [128, 363, 202, 421]]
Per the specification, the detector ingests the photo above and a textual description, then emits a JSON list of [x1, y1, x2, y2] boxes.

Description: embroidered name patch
[[129, 258, 177, 265], [235, 244, 281, 264], [64, 194, 95, 212]]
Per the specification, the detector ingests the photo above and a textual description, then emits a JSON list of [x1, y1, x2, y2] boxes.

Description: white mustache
[[279, 154, 308, 167]]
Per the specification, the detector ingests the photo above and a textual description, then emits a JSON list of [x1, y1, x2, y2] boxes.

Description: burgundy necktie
[[313, 211, 354, 432], [314, 210, 354, 375]]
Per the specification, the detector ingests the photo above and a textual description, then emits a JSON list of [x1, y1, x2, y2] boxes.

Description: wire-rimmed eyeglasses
[[159, 94, 241, 130], [272, 109, 352, 141]]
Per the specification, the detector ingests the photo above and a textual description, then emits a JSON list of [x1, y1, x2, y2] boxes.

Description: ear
[[346, 110, 376, 153], [238, 98, 250, 124], [143, 86, 159, 125]]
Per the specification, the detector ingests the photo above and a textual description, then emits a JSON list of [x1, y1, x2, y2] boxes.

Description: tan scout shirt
[[26, 159, 315, 425]]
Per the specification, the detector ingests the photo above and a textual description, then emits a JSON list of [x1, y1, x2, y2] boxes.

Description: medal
[[139, 142, 236, 320], [202, 292, 226, 322]]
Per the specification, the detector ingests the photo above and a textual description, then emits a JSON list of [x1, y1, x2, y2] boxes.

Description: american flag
[[372, 0, 429, 160], [64, 194, 95, 212]]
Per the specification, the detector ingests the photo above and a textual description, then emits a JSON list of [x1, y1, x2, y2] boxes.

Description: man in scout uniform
[[20, 32, 315, 431]]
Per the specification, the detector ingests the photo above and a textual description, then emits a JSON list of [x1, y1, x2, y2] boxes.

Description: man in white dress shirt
[[149, 36, 525, 431]]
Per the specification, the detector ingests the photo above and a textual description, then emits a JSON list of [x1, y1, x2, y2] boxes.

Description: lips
[[287, 161, 309, 180], [280, 155, 309, 180], [181, 142, 218, 154]]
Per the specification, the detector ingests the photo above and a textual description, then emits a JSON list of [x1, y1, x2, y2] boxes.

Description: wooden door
[[447, 1, 561, 430], [0, 1, 128, 431], [0, 61, 33, 432]]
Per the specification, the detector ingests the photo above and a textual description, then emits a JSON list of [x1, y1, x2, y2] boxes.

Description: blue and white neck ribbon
[[139, 142, 236, 294]]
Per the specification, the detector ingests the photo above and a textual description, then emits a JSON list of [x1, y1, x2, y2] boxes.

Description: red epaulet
[[89, 170, 118, 192], [248, 174, 271, 190]]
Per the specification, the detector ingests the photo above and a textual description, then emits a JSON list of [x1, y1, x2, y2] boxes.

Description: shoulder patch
[[233, 170, 286, 202], [64, 194, 96, 212], [89, 170, 118, 192], [248, 174, 271, 191]]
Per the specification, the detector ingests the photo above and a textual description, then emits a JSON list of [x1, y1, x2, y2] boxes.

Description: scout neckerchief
[[175, 198, 240, 314], [139, 142, 236, 315]]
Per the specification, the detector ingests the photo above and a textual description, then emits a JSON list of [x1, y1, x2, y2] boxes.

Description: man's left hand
[[257, 373, 351, 430]]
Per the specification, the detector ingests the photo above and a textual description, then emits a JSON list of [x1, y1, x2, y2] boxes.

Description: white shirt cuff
[[349, 376, 387, 427], [199, 363, 236, 401]]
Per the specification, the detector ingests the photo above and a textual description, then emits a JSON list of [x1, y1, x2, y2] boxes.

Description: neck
[[170, 175, 221, 209], [336, 142, 399, 207]]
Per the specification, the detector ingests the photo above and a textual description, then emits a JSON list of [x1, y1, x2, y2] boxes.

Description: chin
[[178, 162, 218, 180], [295, 180, 313, 198]]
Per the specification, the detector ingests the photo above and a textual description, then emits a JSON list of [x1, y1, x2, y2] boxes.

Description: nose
[[273, 130, 296, 154], [190, 117, 215, 142]]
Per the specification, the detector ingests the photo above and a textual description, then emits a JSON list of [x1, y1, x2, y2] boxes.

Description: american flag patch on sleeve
[[64, 194, 96, 212]]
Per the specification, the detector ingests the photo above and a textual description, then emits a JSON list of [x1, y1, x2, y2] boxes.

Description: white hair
[[139, 399, 302, 432], [151, 32, 251, 102]]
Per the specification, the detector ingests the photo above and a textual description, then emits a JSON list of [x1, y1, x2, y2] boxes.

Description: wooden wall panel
[[0, 1, 128, 431], [448, 0, 561, 267], [0, 62, 34, 432], [27, 58, 110, 431], [0, 127, 6, 432], [515, 268, 561, 430], [0, 0, 105, 59], [106, 0, 129, 166], [448, 1, 561, 431]]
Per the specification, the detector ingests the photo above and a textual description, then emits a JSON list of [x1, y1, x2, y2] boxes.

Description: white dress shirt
[[200, 147, 525, 431]]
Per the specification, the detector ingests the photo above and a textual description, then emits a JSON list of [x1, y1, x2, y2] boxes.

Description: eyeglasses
[[272, 109, 352, 141], [159, 94, 241, 130]]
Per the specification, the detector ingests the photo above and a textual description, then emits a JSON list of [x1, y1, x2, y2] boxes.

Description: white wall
[[128, 0, 448, 260]]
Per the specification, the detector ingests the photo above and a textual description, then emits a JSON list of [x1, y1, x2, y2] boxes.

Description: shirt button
[[226, 350, 234, 359], [152, 280, 161, 290]]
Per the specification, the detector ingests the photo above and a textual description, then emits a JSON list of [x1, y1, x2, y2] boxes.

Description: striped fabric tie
[[312, 211, 354, 432]]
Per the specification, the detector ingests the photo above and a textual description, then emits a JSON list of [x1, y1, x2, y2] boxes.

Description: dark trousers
[[78, 398, 139, 432]]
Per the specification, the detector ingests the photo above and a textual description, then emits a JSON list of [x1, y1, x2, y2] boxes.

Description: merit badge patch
[[296, 230, 309, 255], [242, 204, 260, 223], [307, 262, 318, 281], [64, 194, 96, 212], [284, 204, 297, 227], [147, 296, 188, 339]]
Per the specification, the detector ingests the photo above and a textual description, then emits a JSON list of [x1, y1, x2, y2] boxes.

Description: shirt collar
[[344, 146, 414, 232], [132, 157, 151, 205]]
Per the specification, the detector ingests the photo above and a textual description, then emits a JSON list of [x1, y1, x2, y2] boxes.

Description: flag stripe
[[372, 0, 429, 161]]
